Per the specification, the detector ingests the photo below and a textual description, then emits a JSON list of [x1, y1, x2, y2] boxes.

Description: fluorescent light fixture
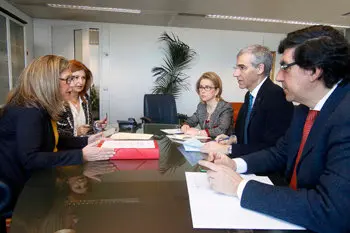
[[206, 14, 350, 29], [47, 4, 141, 14]]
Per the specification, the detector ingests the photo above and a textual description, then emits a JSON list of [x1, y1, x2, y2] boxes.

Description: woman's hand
[[77, 124, 91, 136], [181, 124, 190, 133], [95, 117, 108, 130], [87, 132, 104, 144], [184, 128, 200, 136], [82, 141, 115, 161], [83, 161, 117, 182]]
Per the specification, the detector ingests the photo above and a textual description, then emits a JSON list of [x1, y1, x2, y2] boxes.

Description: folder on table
[[98, 140, 160, 160], [110, 159, 159, 170]]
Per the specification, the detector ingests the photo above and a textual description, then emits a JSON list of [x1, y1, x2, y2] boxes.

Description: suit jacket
[[185, 100, 233, 137], [232, 78, 294, 155], [57, 94, 93, 137], [241, 82, 350, 233], [0, 106, 87, 209]]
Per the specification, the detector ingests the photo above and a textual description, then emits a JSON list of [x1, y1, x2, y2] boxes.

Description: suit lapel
[[299, 83, 350, 164], [288, 106, 308, 170], [249, 79, 272, 121]]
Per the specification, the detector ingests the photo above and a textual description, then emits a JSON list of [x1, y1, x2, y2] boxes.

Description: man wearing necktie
[[199, 25, 350, 233], [203, 45, 294, 157]]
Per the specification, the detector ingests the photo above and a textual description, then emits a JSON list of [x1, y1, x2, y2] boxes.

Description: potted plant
[[90, 84, 100, 120], [151, 32, 197, 99]]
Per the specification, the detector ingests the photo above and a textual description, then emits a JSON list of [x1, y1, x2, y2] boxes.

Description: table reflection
[[10, 134, 306, 233]]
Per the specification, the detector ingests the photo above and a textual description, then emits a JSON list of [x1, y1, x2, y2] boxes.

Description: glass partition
[[0, 14, 25, 105], [10, 20, 25, 87], [0, 15, 9, 104]]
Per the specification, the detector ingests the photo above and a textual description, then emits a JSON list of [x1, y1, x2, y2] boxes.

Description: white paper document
[[185, 172, 305, 230], [167, 134, 210, 141], [183, 138, 204, 152], [101, 140, 155, 149], [110, 132, 153, 140], [102, 128, 116, 137], [160, 128, 182, 134]]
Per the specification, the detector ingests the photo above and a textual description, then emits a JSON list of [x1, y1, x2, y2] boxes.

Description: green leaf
[[151, 32, 197, 99]]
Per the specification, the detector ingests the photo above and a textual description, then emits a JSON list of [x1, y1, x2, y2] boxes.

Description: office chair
[[0, 180, 11, 233], [141, 94, 178, 124]]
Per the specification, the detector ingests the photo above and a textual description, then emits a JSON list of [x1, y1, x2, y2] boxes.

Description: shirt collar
[[313, 80, 341, 111], [250, 76, 268, 98]]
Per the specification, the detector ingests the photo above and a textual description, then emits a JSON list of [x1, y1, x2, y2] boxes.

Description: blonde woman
[[0, 55, 114, 210], [181, 72, 233, 137]]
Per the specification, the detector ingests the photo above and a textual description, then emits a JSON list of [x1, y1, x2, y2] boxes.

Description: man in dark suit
[[203, 45, 294, 156], [199, 25, 350, 233]]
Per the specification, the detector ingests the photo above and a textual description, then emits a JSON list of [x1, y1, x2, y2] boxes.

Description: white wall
[[33, 19, 285, 124]]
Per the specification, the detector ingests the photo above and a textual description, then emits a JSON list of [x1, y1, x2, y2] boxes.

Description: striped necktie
[[290, 110, 319, 190], [243, 93, 254, 144]]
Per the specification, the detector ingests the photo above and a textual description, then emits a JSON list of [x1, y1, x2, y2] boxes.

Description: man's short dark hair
[[278, 25, 350, 88]]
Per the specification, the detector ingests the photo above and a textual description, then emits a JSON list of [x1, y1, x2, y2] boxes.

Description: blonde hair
[[196, 72, 223, 100], [6, 55, 69, 121]]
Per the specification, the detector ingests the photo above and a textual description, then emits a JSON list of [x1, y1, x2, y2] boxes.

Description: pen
[[218, 136, 230, 142]]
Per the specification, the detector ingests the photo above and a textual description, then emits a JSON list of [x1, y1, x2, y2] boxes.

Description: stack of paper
[[160, 128, 182, 134], [101, 140, 155, 149], [110, 132, 153, 140], [185, 172, 305, 230], [167, 134, 210, 141]]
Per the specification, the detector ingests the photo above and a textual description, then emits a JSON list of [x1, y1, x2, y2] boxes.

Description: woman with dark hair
[[0, 55, 114, 209], [181, 72, 233, 138], [57, 60, 107, 137]]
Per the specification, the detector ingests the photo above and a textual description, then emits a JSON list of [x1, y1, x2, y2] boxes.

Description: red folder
[[110, 160, 159, 170], [98, 140, 160, 160]]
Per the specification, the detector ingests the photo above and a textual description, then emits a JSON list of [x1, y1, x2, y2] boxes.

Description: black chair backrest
[[0, 181, 10, 213], [144, 94, 178, 124]]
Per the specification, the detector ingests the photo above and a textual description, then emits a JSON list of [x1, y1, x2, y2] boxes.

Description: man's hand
[[82, 141, 115, 161], [215, 134, 237, 145], [199, 152, 236, 170], [201, 141, 230, 154], [198, 161, 243, 196]]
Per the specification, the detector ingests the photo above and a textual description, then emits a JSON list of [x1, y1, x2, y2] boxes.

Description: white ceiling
[[7, 0, 350, 33]]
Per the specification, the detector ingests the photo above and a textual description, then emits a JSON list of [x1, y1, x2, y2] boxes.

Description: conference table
[[9, 124, 308, 233]]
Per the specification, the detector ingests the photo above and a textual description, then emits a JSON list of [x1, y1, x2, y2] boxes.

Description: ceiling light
[[47, 4, 141, 14], [206, 14, 350, 29]]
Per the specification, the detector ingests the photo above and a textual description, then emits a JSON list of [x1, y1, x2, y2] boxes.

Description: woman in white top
[[57, 60, 106, 137]]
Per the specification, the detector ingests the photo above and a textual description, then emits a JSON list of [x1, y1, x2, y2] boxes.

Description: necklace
[[70, 100, 80, 108]]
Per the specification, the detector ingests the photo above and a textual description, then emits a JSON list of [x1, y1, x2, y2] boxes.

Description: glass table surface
[[10, 124, 308, 233]]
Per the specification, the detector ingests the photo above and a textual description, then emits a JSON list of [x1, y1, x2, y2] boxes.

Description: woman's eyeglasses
[[59, 75, 86, 84], [59, 76, 75, 84], [198, 86, 216, 91]]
